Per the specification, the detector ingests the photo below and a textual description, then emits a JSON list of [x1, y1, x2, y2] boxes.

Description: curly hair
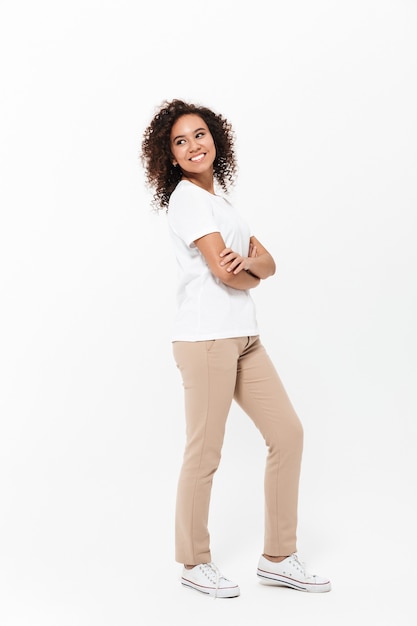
[[140, 99, 238, 212]]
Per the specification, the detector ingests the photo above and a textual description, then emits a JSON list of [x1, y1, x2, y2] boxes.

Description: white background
[[1, 1, 416, 624]]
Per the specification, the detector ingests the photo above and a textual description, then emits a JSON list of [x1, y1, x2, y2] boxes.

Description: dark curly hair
[[141, 99, 238, 212]]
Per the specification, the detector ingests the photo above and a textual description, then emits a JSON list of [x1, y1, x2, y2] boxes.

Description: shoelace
[[291, 554, 316, 580], [201, 562, 221, 599], [292, 553, 306, 572]]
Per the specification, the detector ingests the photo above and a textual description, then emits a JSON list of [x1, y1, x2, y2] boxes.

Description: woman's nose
[[189, 138, 199, 152]]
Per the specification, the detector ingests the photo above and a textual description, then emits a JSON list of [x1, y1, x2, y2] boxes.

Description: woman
[[141, 99, 331, 598]]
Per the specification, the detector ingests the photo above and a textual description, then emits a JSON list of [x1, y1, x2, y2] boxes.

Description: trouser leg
[[172, 339, 242, 565], [234, 337, 304, 557]]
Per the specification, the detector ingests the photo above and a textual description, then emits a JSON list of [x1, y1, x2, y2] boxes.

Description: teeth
[[191, 154, 204, 162]]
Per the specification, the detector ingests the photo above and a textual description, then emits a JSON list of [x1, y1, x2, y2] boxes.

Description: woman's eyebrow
[[172, 127, 206, 142]]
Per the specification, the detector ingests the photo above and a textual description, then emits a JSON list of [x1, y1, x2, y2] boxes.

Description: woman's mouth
[[190, 153, 205, 162]]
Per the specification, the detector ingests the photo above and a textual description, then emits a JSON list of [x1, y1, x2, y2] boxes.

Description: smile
[[190, 153, 205, 162]]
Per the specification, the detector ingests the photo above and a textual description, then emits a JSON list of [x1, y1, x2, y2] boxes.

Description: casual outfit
[[167, 180, 330, 595]]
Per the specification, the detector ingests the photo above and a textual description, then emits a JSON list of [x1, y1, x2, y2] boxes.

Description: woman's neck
[[181, 173, 215, 195]]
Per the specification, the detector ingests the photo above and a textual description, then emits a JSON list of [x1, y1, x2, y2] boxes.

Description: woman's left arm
[[220, 236, 276, 280]]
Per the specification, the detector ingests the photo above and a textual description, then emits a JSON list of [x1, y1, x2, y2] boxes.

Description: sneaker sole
[[181, 580, 240, 598], [257, 570, 331, 593]]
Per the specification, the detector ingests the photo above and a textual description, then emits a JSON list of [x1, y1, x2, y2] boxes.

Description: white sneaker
[[181, 562, 240, 598], [257, 554, 331, 593]]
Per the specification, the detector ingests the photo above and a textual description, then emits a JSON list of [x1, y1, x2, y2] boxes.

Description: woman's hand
[[218, 236, 275, 280], [219, 243, 258, 275]]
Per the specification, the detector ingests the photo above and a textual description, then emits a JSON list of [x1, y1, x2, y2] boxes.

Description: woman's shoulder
[[169, 180, 215, 212], [169, 180, 193, 206], [171, 180, 229, 202], [171, 180, 205, 198]]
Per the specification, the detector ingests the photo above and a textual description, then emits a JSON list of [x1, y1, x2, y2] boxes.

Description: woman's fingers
[[219, 248, 248, 273]]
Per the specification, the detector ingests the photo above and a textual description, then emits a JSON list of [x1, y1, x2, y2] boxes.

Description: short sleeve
[[168, 183, 220, 247]]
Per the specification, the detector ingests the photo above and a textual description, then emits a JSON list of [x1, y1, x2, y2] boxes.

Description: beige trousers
[[172, 336, 304, 565]]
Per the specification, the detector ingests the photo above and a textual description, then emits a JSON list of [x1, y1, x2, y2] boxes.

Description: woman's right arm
[[195, 232, 261, 290]]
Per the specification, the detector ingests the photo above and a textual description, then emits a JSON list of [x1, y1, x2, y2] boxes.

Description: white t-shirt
[[167, 180, 259, 341]]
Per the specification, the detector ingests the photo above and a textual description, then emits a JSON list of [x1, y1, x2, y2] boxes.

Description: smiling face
[[170, 114, 216, 181]]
